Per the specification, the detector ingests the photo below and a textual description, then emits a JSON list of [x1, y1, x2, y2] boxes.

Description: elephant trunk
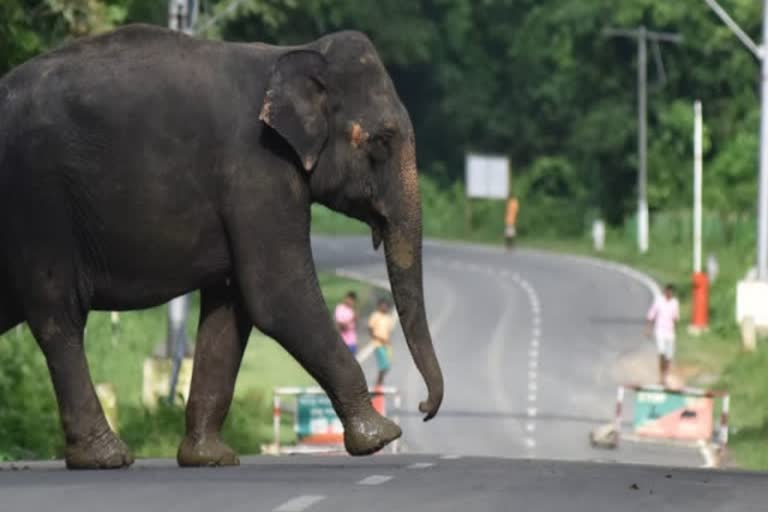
[[381, 143, 443, 421]]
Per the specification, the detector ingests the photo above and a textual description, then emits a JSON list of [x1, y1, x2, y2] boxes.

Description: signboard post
[[465, 153, 510, 234]]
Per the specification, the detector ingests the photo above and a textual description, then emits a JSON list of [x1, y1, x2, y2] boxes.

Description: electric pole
[[165, 0, 198, 403], [161, 0, 247, 403], [604, 27, 683, 254], [704, 0, 768, 281]]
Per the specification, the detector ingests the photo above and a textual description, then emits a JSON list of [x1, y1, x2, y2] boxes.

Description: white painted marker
[[274, 495, 326, 512], [358, 475, 393, 486]]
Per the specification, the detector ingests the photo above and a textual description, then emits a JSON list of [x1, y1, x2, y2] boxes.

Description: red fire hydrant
[[691, 272, 709, 331]]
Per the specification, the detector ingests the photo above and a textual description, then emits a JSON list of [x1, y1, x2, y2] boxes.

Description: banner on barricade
[[633, 389, 714, 441]]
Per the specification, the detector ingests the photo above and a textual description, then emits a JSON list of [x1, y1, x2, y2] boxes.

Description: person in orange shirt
[[368, 298, 396, 387], [504, 197, 519, 250]]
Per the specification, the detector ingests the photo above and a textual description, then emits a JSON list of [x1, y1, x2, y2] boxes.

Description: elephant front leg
[[178, 282, 251, 467], [234, 245, 402, 456]]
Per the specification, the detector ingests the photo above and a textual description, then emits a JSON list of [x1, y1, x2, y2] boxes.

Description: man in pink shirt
[[645, 284, 680, 386], [335, 291, 358, 355]]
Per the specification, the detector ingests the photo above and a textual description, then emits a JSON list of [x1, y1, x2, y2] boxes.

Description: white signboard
[[736, 280, 768, 328], [466, 153, 510, 199]]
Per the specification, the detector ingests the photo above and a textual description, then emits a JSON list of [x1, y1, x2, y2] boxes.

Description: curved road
[[315, 236, 702, 465], [1, 236, 765, 511]]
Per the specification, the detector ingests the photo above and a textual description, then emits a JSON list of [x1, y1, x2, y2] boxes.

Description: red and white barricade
[[269, 385, 402, 455], [614, 384, 730, 454]]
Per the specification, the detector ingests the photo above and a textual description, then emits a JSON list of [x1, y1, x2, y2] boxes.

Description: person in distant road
[[335, 291, 358, 355], [368, 298, 395, 387], [504, 196, 519, 250], [645, 284, 680, 386]]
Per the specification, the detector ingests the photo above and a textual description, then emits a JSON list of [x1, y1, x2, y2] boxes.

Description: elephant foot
[[344, 408, 402, 456], [177, 435, 240, 467], [65, 430, 134, 469]]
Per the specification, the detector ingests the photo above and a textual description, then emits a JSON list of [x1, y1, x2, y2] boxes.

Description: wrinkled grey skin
[[0, 24, 443, 468]]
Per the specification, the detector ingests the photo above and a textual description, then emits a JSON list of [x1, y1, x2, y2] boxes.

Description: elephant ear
[[259, 50, 329, 172]]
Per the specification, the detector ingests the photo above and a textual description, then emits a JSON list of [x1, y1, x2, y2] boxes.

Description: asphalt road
[[2, 235, 765, 511], [1, 455, 765, 512]]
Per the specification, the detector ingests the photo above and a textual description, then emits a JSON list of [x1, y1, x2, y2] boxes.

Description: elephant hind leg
[[178, 281, 251, 467], [15, 247, 133, 469], [23, 304, 134, 469]]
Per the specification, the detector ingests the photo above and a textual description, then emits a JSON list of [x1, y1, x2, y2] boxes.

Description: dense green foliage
[[2, 1, 762, 230], [208, 0, 761, 230]]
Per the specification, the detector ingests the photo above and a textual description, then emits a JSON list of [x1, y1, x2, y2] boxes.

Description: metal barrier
[[271, 386, 402, 455]]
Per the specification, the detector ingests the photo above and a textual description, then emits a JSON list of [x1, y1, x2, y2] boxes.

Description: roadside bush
[[0, 329, 62, 460]]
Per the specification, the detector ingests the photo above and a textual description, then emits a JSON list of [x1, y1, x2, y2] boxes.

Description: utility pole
[[165, 0, 197, 403], [604, 27, 683, 254], [704, 0, 768, 281], [160, 0, 246, 403]]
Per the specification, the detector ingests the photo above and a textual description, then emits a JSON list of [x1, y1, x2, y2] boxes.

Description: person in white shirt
[[645, 284, 680, 386]]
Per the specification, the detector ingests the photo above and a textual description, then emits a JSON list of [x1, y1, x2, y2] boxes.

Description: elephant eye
[[368, 132, 393, 163]]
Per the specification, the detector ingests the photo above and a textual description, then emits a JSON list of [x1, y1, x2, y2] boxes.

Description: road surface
[[2, 236, 764, 511], [1, 455, 765, 511]]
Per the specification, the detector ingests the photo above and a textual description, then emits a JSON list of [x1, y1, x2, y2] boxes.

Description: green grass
[[0, 273, 374, 460]]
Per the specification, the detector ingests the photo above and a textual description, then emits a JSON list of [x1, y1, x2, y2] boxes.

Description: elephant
[[0, 24, 443, 469]]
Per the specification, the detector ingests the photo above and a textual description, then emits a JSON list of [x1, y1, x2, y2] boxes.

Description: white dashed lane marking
[[425, 257, 544, 456], [441, 454, 463, 460], [358, 475, 393, 486], [273, 495, 326, 512], [408, 462, 435, 469]]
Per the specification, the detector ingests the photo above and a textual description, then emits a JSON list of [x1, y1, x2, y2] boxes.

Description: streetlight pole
[[165, 0, 196, 403], [161, 0, 243, 403], [759, 0, 768, 280], [638, 27, 649, 254], [704, 0, 768, 280], [604, 27, 683, 254]]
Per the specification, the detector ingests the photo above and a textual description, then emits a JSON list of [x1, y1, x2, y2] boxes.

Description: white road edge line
[[358, 475, 393, 486], [274, 495, 326, 512]]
